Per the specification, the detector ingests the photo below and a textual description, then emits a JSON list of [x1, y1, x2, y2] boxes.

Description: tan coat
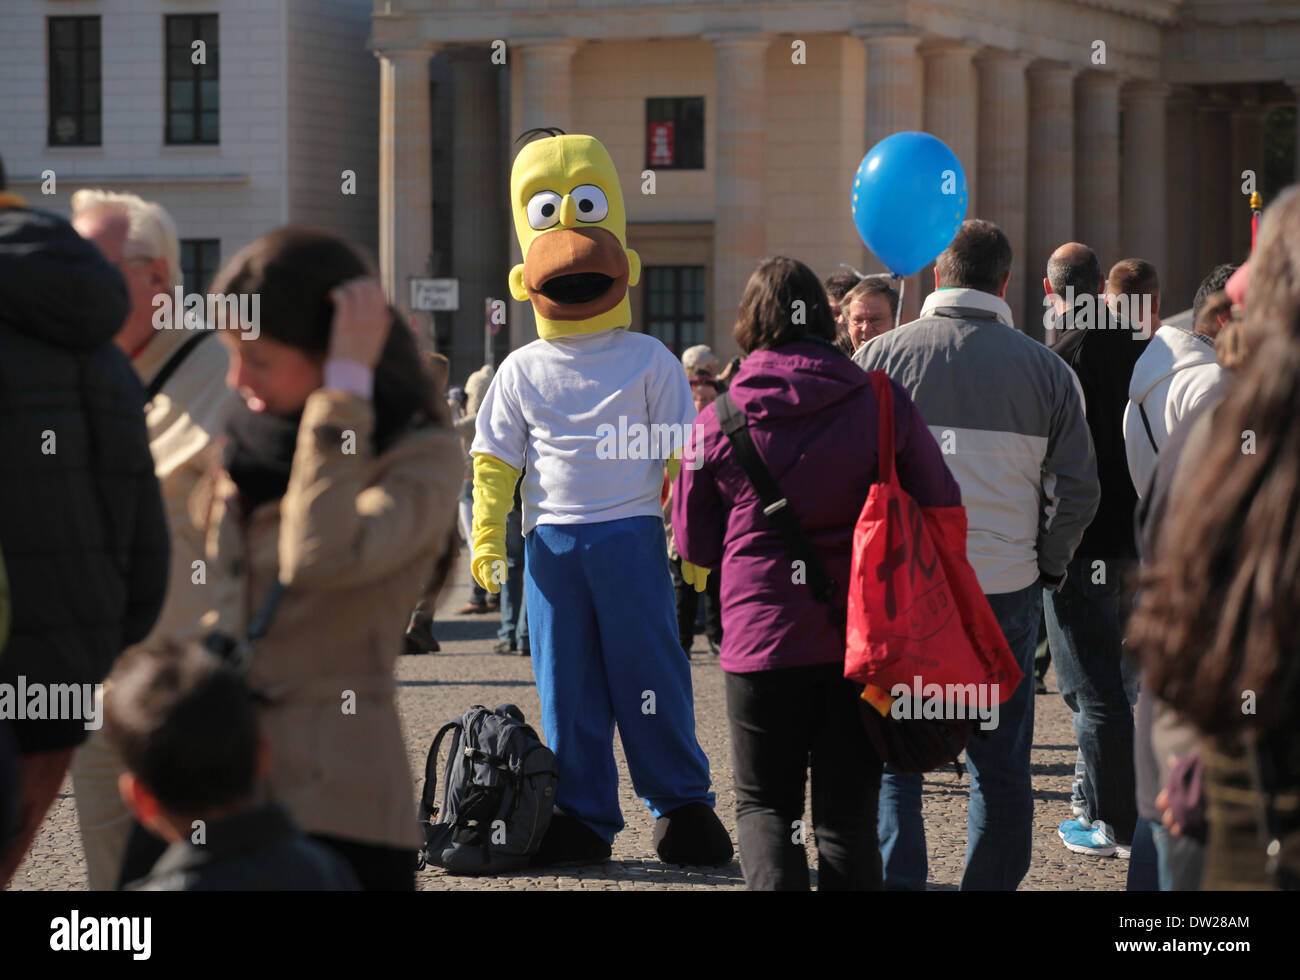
[[133, 329, 237, 648], [200, 389, 462, 849]]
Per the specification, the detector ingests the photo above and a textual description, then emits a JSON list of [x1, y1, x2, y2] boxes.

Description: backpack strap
[[146, 330, 213, 402], [420, 720, 463, 823], [714, 391, 837, 607], [1137, 401, 1160, 455]]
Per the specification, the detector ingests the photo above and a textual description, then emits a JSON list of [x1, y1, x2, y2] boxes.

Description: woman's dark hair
[[210, 226, 447, 448], [1128, 186, 1300, 736], [733, 256, 838, 354]]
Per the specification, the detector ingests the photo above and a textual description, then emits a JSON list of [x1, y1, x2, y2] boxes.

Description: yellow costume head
[[508, 131, 641, 339]]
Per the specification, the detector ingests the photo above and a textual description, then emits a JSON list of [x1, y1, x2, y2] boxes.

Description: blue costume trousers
[[524, 516, 715, 844]]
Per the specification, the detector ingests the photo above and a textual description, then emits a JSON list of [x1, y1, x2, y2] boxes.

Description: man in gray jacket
[[855, 219, 1099, 890]]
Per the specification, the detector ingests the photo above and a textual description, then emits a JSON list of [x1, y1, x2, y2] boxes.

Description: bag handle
[[714, 390, 838, 609], [867, 371, 896, 485], [420, 719, 463, 823]]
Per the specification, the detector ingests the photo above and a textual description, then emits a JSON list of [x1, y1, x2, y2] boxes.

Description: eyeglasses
[[113, 255, 156, 274]]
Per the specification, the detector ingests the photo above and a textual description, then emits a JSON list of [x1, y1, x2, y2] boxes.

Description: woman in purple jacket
[[673, 257, 961, 890]]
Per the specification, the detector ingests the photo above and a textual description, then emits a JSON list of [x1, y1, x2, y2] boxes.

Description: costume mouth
[[540, 272, 615, 305], [523, 227, 630, 322]]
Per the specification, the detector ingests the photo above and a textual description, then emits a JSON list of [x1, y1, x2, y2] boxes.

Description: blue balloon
[[851, 132, 968, 277]]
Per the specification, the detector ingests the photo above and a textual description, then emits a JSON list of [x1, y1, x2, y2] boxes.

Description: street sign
[[410, 277, 459, 312]]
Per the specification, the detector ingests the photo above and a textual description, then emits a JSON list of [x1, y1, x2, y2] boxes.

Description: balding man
[[70, 190, 236, 889], [1043, 244, 1150, 862]]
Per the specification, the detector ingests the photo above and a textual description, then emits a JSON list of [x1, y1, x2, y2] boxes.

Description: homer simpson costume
[[470, 130, 733, 868]]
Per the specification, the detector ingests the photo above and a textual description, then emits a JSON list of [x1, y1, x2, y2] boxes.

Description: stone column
[[1229, 90, 1266, 262], [920, 39, 977, 315], [861, 32, 923, 148], [975, 49, 1030, 333], [860, 31, 923, 319], [375, 44, 435, 339], [1026, 61, 1077, 343], [921, 40, 977, 210], [1165, 86, 1200, 312], [710, 33, 769, 353], [1121, 81, 1169, 276], [508, 39, 578, 349], [1197, 92, 1233, 277], [1075, 71, 1121, 268], [449, 47, 506, 379]]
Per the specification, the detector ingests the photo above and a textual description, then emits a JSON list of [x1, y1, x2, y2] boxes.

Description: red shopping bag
[[845, 372, 1022, 709]]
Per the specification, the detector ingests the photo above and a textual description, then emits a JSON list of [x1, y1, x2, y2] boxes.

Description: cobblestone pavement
[[11, 560, 1127, 891]]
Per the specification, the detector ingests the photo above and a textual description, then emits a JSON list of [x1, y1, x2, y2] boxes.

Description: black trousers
[[725, 663, 883, 891], [669, 556, 722, 652]]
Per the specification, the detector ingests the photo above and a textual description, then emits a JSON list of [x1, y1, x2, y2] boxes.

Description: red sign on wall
[[648, 121, 675, 167]]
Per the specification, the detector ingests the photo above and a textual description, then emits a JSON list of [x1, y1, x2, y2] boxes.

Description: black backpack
[[417, 704, 558, 875]]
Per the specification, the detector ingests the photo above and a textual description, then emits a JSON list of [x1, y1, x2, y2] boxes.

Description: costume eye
[[570, 185, 608, 222], [526, 190, 562, 230]]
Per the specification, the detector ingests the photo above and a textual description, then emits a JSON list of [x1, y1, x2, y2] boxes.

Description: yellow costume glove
[[666, 448, 708, 592], [681, 560, 709, 593], [471, 453, 523, 594]]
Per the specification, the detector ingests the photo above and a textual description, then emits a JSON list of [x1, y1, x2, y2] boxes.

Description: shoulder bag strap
[[714, 391, 837, 606], [1137, 401, 1160, 455], [866, 371, 896, 485], [146, 330, 213, 402]]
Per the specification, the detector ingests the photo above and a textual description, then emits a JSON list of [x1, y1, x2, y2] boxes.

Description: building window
[[165, 14, 219, 145], [48, 16, 101, 146], [645, 97, 705, 170], [181, 239, 221, 297], [642, 266, 706, 355]]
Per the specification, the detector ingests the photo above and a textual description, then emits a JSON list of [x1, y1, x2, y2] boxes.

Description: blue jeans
[[498, 505, 528, 646], [877, 581, 1042, 891], [1044, 555, 1137, 844], [1127, 816, 1160, 890], [1152, 823, 1206, 891]]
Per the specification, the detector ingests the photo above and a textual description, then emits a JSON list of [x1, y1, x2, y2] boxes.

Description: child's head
[[104, 640, 266, 840]]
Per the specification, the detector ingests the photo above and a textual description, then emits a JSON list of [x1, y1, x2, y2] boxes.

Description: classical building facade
[[370, 0, 1300, 378], [1, 0, 379, 298]]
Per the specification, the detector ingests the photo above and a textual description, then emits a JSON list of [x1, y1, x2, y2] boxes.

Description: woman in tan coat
[[201, 228, 461, 890]]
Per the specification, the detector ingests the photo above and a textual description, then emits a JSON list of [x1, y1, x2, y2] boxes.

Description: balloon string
[[895, 277, 905, 329]]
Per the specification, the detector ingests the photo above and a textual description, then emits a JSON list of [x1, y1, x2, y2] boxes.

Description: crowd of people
[[0, 141, 1297, 891]]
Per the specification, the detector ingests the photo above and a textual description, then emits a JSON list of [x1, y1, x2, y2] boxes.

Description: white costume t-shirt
[[471, 328, 697, 535]]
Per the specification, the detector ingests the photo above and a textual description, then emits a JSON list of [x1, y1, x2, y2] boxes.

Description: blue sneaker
[[1059, 818, 1119, 857], [1058, 816, 1090, 838]]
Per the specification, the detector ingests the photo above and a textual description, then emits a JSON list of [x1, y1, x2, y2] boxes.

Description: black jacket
[[0, 204, 169, 752], [1050, 298, 1151, 561], [126, 802, 360, 891]]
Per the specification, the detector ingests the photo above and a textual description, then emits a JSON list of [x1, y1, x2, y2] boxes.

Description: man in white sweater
[[1123, 263, 1237, 497]]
